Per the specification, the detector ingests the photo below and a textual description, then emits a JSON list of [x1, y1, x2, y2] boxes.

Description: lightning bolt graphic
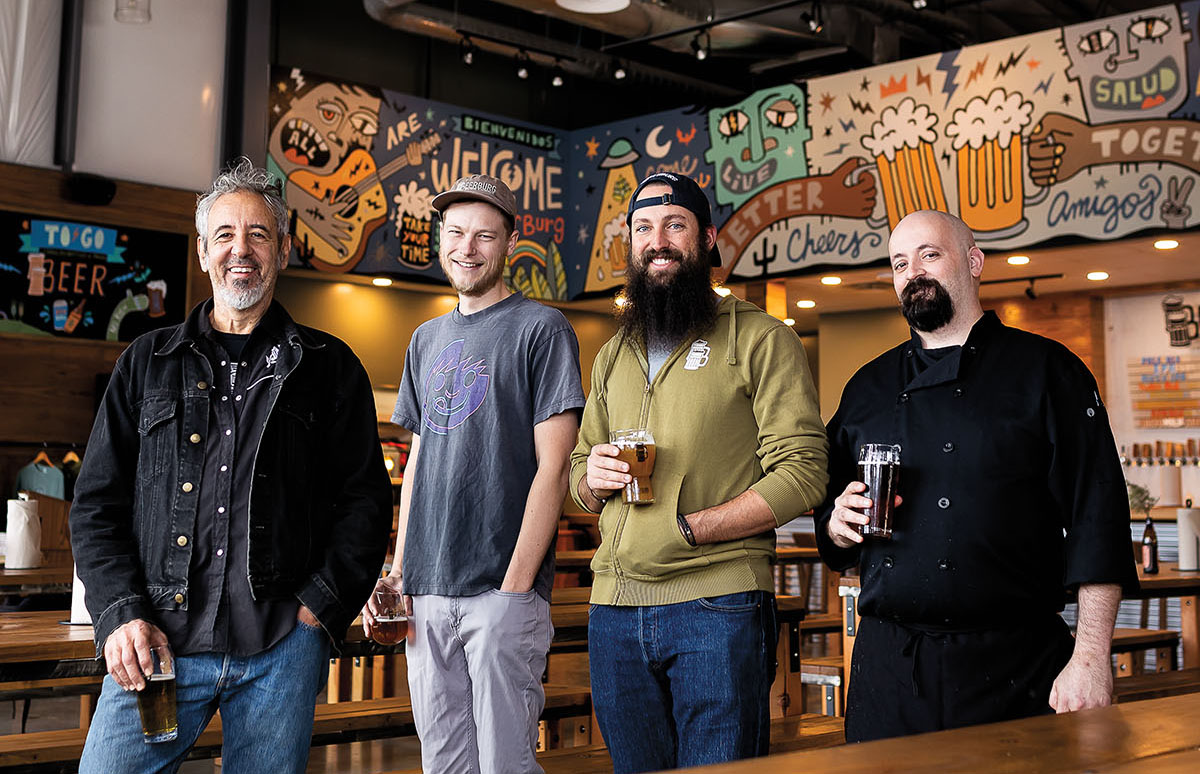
[[965, 57, 988, 87], [848, 97, 874, 115], [995, 46, 1029, 77], [1035, 74, 1055, 95], [826, 143, 852, 156], [937, 51, 961, 109], [916, 67, 932, 93], [839, 118, 857, 132]]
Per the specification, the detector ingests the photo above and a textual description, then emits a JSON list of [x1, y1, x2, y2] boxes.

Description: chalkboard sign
[[0, 210, 187, 341]]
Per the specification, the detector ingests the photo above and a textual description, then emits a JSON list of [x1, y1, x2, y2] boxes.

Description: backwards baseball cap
[[431, 174, 518, 220], [626, 172, 722, 267]]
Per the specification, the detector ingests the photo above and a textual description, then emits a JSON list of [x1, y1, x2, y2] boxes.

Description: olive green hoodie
[[570, 296, 828, 606]]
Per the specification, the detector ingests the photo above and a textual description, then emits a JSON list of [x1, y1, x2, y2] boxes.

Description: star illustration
[[819, 92, 835, 113], [586, 184, 596, 195], [1095, 176, 1109, 189], [585, 136, 600, 160], [860, 76, 871, 92], [785, 145, 795, 157], [1062, 93, 1072, 105], [425, 108, 436, 121], [577, 225, 590, 244], [823, 126, 832, 137], [1027, 58, 1041, 71]]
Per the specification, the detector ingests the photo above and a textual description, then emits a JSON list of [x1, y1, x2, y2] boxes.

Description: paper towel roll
[[1179, 508, 1200, 572], [1159, 465, 1183, 507], [5, 499, 42, 569]]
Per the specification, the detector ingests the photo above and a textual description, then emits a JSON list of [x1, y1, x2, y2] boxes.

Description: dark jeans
[[588, 591, 778, 774]]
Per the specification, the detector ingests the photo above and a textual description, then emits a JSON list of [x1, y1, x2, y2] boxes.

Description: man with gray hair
[[70, 158, 392, 772]]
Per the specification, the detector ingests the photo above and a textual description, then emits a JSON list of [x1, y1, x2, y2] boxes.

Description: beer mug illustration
[[1163, 295, 1200, 347], [859, 98, 950, 231], [946, 89, 1042, 240]]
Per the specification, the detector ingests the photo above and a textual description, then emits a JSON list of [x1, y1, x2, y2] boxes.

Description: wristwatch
[[676, 512, 697, 547]]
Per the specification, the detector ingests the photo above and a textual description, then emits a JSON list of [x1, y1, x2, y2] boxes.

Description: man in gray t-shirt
[[363, 174, 584, 774]]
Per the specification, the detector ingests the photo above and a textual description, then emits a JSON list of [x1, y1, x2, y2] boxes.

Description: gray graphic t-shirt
[[392, 292, 585, 600]]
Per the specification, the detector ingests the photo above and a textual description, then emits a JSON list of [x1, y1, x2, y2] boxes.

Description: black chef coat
[[816, 312, 1138, 629]]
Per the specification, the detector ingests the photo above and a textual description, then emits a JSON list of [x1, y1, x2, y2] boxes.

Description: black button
[[905, 349, 914, 358], [942, 442, 955, 453], [953, 388, 964, 397], [968, 346, 977, 354], [937, 559, 953, 571], [937, 497, 951, 509], [899, 393, 910, 403], [882, 556, 894, 568]]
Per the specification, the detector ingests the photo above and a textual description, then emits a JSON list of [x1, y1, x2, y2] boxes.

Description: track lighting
[[803, 2, 823, 33], [690, 30, 710, 61], [551, 60, 565, 87], [613, 60, 627, 80], [516, 50, 531, 80], [459, 36, 476, 66], [912, 0, 928, 9], [1025, 280, 1037, 300]]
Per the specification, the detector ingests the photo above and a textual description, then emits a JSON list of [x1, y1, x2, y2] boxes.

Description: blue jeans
[[79, 620, 330, 774], [588, 591, 777, 774]]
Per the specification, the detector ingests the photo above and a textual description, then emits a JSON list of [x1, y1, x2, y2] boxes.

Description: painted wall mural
[[271, 3, 1200, 301]]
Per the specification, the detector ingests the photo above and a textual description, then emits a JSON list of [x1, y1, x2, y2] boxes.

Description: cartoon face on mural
[[269, 81, 382, 176], [1063, 3, 1190, 123], [705, 84, 811, 208], [421, 339, 491, 435]]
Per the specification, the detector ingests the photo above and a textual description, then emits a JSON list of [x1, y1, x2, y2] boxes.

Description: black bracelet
[[677, 512, 697, 547]]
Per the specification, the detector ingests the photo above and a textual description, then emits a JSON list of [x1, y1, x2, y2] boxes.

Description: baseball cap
[[626, 172, 722, 266], [431, 174, 518, 220]]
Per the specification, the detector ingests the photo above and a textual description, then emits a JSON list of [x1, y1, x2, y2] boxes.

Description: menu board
[[1129, 354, 1200, 429], [0, 209, 187, 341]]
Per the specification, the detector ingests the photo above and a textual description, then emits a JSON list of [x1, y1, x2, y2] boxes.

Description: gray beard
[[214, 279, 268, 311]]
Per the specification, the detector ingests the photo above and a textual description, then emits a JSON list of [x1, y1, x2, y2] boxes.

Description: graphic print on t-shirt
[[421, 339, 490, 434]]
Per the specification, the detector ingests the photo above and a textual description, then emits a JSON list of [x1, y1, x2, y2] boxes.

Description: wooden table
[[0, 565, 73, 595], [1130, 563, 1200, 668], [662, 692, 1200, 773]]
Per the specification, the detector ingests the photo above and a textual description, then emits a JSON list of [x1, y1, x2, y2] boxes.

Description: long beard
[[618, 246, 719, 343], [900, 276, 955, 332]]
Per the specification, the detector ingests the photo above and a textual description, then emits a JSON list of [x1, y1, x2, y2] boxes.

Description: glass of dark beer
[[137, 645, 178, 743], [372, 589, 408, 645], [858, 443, 901, 538], [610, 428, 656, 505]]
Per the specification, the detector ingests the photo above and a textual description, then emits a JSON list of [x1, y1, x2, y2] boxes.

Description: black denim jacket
[[70, 300, 393, 656]]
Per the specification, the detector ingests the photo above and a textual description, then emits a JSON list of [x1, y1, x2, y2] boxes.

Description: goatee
[[900, 276, 954, 332], [618, 246, 719, 343]]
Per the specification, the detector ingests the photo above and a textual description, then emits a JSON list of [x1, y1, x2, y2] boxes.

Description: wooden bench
[[1112, 627, 1179, 676], [0, 683, 591, 771], [1113, 666, 1200, 703], [385, 713, 846, 773]]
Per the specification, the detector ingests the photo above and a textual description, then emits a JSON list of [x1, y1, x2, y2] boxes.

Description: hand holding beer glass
[[827, 443, 902, 547], [136, 645, 178, 743], [610, 428, 657, 505], [370, 588, 409, 645]]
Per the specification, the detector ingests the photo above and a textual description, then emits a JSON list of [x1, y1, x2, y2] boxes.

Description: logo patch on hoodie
[[683, 339, 710, 370]]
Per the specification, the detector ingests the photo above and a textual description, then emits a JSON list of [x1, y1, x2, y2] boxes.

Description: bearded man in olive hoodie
[[571, 172, 828, 774]]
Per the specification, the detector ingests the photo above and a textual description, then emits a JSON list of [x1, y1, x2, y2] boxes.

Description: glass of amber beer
[[610, 428, 656, 505], [858, 444, 901, 539], [137, 645, 178, 743], [372, 589, 409, 645]]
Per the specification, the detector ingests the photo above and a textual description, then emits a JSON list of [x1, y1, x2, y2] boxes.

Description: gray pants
[[407, 590, 553, 774]]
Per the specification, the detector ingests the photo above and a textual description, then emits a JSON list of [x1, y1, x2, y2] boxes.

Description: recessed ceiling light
[[1087, 271, 1109, 281], [796, 299, 816, 309], [371, 277, 393, 287], [1007, 255, 1030, 265], [783, 318, 796, 327], [1155, 239, 1180, 250], [714, 286, 732, 297], [820, 276, 842, 285]]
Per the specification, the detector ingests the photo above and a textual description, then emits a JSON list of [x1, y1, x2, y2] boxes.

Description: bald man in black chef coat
[[816, 210, 1138, 742]]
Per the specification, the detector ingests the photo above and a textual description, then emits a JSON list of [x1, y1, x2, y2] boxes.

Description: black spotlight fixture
[[459, 35, 476, 65], [551, 60, 565, 87], [1025, 279, 1038, 300], [613, 59, 627, 80], [515, 49, 531, 80], [690, 29, 710, 61], [802, 1, 823, 33]]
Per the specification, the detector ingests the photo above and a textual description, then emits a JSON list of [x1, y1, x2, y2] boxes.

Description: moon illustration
[[645, 126, 672, 159]]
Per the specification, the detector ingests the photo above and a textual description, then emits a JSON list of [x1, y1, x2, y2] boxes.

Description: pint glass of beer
[[858, 444, 901, 539], [610, 428, 656, 505], [137, 645, 178, 743], [955, 136, 1024, 234], [371, 589, 408, 645]]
